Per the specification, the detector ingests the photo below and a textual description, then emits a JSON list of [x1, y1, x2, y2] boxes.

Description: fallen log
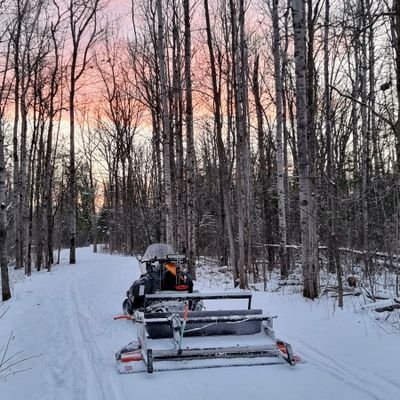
[[375, 303, 400, 313], [362, 298, 400, 313]]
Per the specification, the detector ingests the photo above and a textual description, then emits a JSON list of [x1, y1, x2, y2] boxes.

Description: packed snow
[[1, 247, 399, 400]]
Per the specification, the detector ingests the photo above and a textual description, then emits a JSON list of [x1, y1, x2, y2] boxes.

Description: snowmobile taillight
[[174, 284, 189, 291]]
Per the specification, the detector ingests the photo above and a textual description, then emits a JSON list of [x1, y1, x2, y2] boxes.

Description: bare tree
[[156, 0, 174, 246], [44, 4, 63, 270], [270, 0, 288, 278], [9, 0, 30, 271], [292, 0, 319, 299], [324, 0, 343, 306], [94, 29, 143, 254], [204, 0, 238, 284], [0, 1, 12, 301], [67, 0, 101, 264], [183, 0, 196, 277], [0, 133, 10, 301], [229, 0, 251, 289], [392, 0, 400, 161]]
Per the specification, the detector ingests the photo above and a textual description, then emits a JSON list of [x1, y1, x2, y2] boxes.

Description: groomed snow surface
[[1, 247, 399, 400]]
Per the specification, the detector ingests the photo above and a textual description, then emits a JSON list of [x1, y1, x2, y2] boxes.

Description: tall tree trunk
[[230, 0, 248, 289], [171, 0, 182, 251], [184, 0, 196, 278], [282, 9, 291, 249], [271, 0, 288, 278], [239, 0, 252, 285], [292, 0, 318, 299], [306, 0, 319, 293], [12, 10, 22, 270], [68, 0, 100, 263], [44, 104, 55, 270], [393, 0, 400, 163], [156, 0, 174, 246], [253, 54, 271, 260], [0, 122, 11, 301], [20, 72, 30, 275], [35, 123, 45, 271], [324, 0, 343, 306], [90, 159, 98, 253], [204, 0, 238, 282], [44, 8, 61, 271], [359, 0, 372, 287], [69, 55, 77, 264]]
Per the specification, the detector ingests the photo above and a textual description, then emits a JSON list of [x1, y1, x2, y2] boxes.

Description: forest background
[[0, 0, 399, 303]]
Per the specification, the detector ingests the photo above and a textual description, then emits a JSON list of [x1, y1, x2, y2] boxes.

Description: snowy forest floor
[[1, 247, 400, 400]]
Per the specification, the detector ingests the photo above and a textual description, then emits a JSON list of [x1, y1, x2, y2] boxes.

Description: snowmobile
[[121, 243, 197, 316], [116, 290, 301, 374]]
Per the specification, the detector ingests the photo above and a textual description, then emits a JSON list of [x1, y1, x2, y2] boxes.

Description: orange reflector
[[276, 341, 287, 354], [121, 350, 143, 363], [114, 315, 133, 320]]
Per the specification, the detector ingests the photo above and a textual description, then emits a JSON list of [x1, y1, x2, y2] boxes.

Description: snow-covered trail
[[1, 247, 399, 400]]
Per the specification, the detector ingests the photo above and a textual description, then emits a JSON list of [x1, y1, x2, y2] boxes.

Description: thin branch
[[0, 332, 13, 368], [330, 85, 396, 129], [0, 366, 33, 380], [0, 353, 41, 374], [0, 331, 41, 381]]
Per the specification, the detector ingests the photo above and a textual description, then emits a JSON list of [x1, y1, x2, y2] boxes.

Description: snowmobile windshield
[[139, 243, 176, 274], [142, 243, 175, 262]]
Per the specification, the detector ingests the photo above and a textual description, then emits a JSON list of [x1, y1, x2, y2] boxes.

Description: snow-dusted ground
[[1, 247, 399, 400]]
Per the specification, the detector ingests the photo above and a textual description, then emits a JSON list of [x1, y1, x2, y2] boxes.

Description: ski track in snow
[[41, 267, 93, 399], [44, 262, 109, 400], [70, 273, 129, 400], [293, 339, 400, 400], [66, 268, 104, 399], [2, 247, 400, 400]]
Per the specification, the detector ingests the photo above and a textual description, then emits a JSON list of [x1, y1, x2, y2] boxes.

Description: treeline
[[0, 0, 399, 302]]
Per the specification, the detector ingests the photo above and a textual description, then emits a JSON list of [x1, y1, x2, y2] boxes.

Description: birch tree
[[324, 0, 343, 306], [0, 129, 10, 301], [183, 0, 196, 277], [0, 13, 11, 300], [10, 0, 29, 270], [292, 0, 319, 298], [393, 0, 400, 161], [156, 0, 174, 246]]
